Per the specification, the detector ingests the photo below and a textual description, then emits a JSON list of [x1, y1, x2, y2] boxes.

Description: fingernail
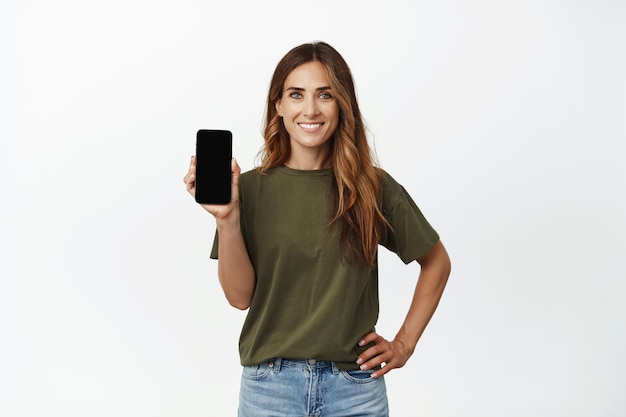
[[356, 358, 363, 365], [358, 340, 365, 346], [371, 372, 378, 378], [360, 364, 368, 370]]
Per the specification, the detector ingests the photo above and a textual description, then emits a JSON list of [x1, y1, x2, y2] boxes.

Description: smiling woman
[[260, 43, 395, 269], [275, 61, 339, 168], [183, 41, 451, 417]]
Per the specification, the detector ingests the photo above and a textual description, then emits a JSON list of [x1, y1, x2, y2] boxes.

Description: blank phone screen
[[195, 129, 232, 204]]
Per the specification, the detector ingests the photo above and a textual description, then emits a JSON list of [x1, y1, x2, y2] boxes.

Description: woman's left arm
[[356, 239, 451, 378]]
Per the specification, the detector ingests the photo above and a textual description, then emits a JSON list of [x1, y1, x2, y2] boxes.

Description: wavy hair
[[258, 42, 389, 268]]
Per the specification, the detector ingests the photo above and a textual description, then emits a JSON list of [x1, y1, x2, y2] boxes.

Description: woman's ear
[[275, 100, 283, 117]]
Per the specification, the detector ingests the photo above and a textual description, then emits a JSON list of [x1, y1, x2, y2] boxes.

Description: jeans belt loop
[[271, 357, 282, 372]]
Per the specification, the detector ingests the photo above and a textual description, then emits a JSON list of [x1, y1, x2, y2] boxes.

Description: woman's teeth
[[299, 123, 322, 129]]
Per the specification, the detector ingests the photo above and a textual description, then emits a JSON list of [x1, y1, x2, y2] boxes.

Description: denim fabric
[[238, 358, 389, 417]]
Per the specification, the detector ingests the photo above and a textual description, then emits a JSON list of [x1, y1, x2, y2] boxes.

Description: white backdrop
[[1, 0, 624, 416]]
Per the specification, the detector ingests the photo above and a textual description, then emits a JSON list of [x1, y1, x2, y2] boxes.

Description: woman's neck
[[285, 145, 331, 170]]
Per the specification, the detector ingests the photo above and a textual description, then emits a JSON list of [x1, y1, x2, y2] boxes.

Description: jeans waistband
[[270, 358, 341, 374]]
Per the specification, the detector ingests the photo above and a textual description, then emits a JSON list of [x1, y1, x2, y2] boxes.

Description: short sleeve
[[380, 174, 440, 264], [210, 231, 219, 259]]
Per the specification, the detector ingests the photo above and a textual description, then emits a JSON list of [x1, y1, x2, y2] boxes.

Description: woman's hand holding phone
[[184, 155, 241, 223]]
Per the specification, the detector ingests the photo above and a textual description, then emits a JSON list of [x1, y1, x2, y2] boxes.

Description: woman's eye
[[289, 92, 302, 99], [319, 92, 333, 99]]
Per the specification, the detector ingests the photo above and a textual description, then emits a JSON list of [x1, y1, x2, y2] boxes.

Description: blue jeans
[[238, 358, 389, 417]]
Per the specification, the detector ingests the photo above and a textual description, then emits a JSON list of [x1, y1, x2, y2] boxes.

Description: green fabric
[[210, 166, 439, 371]]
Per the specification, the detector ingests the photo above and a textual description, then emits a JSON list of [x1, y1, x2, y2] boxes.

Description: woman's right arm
[[184, 156, 256, 310]]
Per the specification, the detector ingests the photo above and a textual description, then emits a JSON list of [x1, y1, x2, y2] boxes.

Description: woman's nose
[[302, 97, 320, 117]]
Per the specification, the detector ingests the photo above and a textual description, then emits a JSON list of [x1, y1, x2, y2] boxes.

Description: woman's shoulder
[[239, 166, 284, 189], [377, 168, 412, 211], [240, 167, 261, 180], [378, 168, 404, 194], [239, 167, 262, 191], [240, 166, 281, 180]]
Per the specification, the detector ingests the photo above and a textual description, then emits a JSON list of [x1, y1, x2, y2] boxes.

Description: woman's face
[[276, 61, 339, 160]]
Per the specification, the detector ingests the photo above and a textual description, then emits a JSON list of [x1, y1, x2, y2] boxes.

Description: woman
[[184, 41, 451, 417]]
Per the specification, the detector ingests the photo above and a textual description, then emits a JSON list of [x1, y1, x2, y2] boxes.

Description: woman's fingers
[[355, 332, 411, 378]]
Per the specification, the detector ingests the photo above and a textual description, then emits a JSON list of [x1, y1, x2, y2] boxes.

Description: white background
[[1, 0, 624, 416]]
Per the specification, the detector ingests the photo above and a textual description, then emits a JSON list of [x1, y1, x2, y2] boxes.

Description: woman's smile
[[275, 61, 339, 168]]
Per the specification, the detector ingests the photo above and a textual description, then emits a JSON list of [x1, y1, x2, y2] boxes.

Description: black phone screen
[[195, 129, 232, 204]]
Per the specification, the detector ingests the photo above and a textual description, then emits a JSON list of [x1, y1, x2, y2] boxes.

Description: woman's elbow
[[228, 297, 251, 310], [222, 287, 253, 310], [218, 271, 255, 310]]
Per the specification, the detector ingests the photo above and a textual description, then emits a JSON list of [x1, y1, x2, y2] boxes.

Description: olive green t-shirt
[[210, 166, 439, 370]]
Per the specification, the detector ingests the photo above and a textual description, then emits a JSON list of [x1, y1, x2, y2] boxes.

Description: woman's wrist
[[215, 210, 241, 230]]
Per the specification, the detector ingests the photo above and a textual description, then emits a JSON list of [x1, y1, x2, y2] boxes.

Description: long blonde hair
[[258, 42, 389, 268]]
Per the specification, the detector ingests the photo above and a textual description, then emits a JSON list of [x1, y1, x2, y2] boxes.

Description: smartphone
[[194, 129, 232, 204]]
